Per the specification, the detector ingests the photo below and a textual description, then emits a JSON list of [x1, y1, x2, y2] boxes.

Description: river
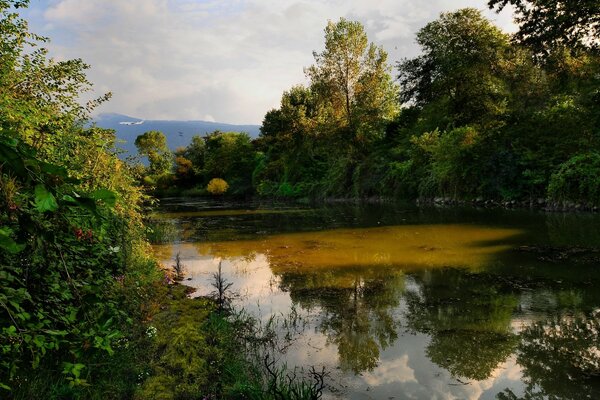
[[151, 198, 600, 400]]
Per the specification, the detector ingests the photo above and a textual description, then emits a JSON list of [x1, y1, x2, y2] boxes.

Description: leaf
[[34, 185, 58, 212], [62, 194, 77, 203], [90, 189, 117, 207], [74, 197, 98, 215], [0, 227, 25, 254], [38, 161, 70, 179], [0, 141, 27, 178]]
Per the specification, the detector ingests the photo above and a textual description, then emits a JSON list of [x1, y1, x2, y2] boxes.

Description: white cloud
[[31, 0, 516, 124], [363, 354, 417, 386]]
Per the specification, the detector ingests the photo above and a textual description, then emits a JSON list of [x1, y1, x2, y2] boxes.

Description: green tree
[[256, 86, 326, 197], [183, 134, 206, 175], [488, 0, 600, 55], [134, 130, 173, 176], [306, 18, 398, 143], [204, 131, 256, 195], [0, 1, 154, 394], [397, 8, 510, 127], [256, 19, 398, 199]]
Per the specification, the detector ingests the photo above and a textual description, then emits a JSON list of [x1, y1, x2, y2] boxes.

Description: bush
[[548, 153, 600, 205], [207, 178, 229, 195]]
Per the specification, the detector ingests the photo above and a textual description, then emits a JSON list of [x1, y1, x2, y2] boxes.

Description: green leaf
[[0, 227, 25, 254], [74, 197, 98, 216], [90, 189, 117, 207], [62, 194, 77, 203], [38, 161, 66, 176], [0, 141, 27, 178], [34, 185, 58, 212]]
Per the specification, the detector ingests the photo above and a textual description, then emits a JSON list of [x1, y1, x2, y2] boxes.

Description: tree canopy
[[488, 0, 600, 55]]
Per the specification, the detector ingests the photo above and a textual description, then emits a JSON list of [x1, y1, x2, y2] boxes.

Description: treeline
[[143, 3, 600, 206], [134, 130, 256, 196]]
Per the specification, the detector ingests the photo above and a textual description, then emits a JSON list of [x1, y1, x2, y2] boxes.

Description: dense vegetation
[[141, 6, 600, 208], [0, 1, 323, 399], [0, 0, 162, 396], [2, 0, 599, 398]]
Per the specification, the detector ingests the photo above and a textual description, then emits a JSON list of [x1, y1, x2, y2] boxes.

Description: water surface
[[152, 199, 600, 399]]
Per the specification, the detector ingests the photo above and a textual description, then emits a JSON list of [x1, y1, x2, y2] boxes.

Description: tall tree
[[305, 18, 398, 142], [397, 8, 511, 127], [489, 0, 600, 55]]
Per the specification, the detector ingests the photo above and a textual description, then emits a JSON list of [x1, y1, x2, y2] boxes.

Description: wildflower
[[146, 325, 157, 338]]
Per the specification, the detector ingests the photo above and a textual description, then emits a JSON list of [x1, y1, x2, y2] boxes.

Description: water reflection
[[404, 270, 519, 381], [498, 314, 600, 400], [280, 268, 405, 373], [152, 200, 600, 399]]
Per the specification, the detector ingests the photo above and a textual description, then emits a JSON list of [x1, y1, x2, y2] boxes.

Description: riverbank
[[416, 197, 600, 212], [151, 189, 600, 214]]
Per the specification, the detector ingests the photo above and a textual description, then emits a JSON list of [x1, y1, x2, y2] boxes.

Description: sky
[[21, 0, 516, 125]]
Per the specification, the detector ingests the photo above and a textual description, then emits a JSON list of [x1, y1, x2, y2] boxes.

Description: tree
[[489, 0, 600, 55], [204, 131, 256, 194], [397, 8, 511, 127], [256, 86, 326, 196], [305, 18, 398, 142], [134, 130, 172, 176], [183, 134, 206, 173]]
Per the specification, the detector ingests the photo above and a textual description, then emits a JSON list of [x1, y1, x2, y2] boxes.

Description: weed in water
[[172, 251, 185, 281], [210, 261, 234, 313]]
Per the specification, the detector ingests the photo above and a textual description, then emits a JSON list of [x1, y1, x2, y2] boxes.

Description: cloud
[[31, 0, 516, 124], [363, 354, 417, 386]]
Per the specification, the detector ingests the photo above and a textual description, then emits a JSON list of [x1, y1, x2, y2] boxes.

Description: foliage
[[547, 153, 600, 204], [207, 178, 229, 195], [134, 131, 173, 176], [256, 18, 398, 200], [0, 1, 158, 396], [397, 8, 510, 126], [203, 131, 256, 194], [0, 137, 119, 388], [305, 18, 399, 141], [488, 0, 600, 55], [411, 127, 482, 198]]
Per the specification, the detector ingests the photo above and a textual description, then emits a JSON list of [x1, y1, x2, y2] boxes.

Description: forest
[[1, 0, 599, 399], [137, 2, 600, 209]]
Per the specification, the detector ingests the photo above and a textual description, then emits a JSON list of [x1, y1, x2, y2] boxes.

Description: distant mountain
[[94, 113, 261, 156]]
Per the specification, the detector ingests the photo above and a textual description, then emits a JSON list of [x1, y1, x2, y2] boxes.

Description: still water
[[152, 198, 600, 399]]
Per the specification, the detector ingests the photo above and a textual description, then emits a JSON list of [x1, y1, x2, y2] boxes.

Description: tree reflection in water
[[498, 313, 600, 400], [404, 269, 519, 381], [278, 268, 406, 373]]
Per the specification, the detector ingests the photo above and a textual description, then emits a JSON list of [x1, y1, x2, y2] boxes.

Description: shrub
[[207, 178, 229, 195], [548, 153, 600, 205]]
